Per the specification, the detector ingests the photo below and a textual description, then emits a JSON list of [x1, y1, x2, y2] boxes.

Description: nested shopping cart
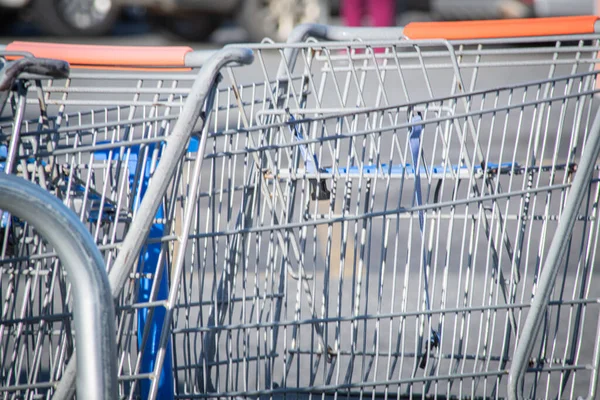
[[0, 57, 118, 398], [3, 14, 600, 400], [0, 43, 253, 399]]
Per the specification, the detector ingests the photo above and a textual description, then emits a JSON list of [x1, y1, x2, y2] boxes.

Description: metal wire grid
[[0, 68, 197, 250], [0, 67, 201, 399], [164, 39, 600, 399], [0, 173, 118, 400], [0, 221, 74, 398], [0, 33, 600, 399]]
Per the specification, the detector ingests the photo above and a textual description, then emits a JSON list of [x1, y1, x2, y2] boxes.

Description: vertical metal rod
[[4, 82, 26, 174], [508, 107, 600, 400], [587, 313, 600, 399]]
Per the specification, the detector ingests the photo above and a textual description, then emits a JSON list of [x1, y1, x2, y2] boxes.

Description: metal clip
[[310, 178, 331, 201], [419, 330, 440, 369]]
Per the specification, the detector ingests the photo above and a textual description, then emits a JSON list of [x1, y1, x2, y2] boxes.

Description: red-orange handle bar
[[5, 41, 193, 69], [403, 15, 599, 40]]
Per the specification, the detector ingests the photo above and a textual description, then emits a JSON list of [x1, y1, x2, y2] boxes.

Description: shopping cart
[[3, 14, 600, 400], [154, 16, 600, 400], [0, 171, 118, 400], [0, 44, 253, 399]]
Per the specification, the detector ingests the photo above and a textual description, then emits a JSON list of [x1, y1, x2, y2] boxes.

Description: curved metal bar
[[107, 46, 254, 297], [0, 173, 117, 400], [286, 23, 405, 42], [0, 57, 69, 91]]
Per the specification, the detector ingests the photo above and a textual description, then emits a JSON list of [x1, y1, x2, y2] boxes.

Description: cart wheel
[[237, 0, 329, 42], [149, 12, 223, 42], [28, 0, 119, 36]]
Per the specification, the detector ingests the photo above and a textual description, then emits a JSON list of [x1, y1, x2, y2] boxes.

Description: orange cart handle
[[5, 41, 193, 69], [403, 15, 599, 40]]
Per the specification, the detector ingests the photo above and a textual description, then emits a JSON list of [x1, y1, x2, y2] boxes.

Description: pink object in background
[[342, 0, 396, 53], [342, 0, 396, 27]]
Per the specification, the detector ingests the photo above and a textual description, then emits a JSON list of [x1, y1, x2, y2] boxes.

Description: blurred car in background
[[431, 0, 595, 20], [431, 0, 532, 20], [533, 0, 594, 17], [0, 0, 596, 42], [129, 0, 328, 42], [0, 0, 119, 36], [0, 0, 328, 42]]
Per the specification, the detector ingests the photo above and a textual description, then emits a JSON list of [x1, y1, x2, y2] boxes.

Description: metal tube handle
[[278, 17, 600, 77], [507, 107, 600, 400], [0, 173, 118, 400], [284, 15, 600, 43], [285, 23, 405, 43], [0, 57, 69, 91]]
